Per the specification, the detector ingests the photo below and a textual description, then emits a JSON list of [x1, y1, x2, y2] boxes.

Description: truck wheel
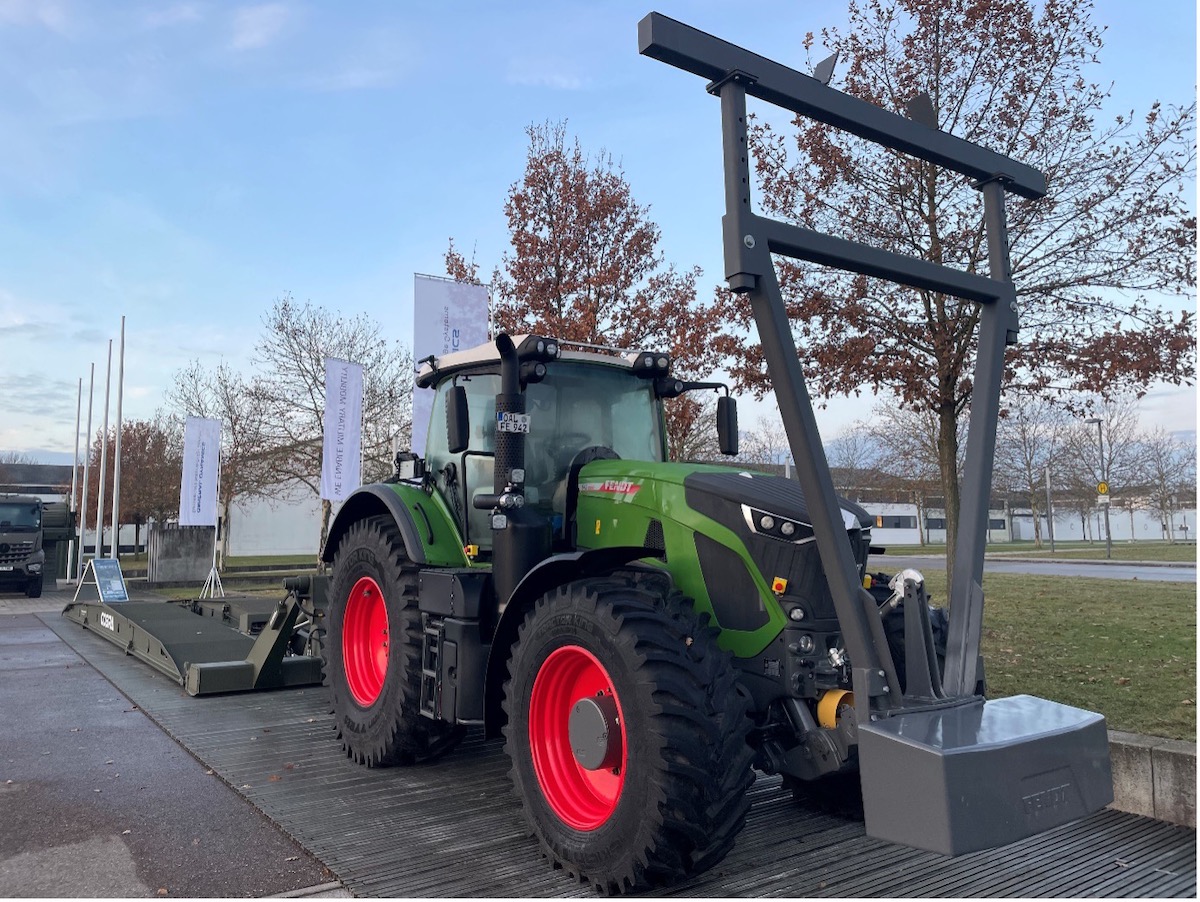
[[25, 575, 42, 598], [327, 515, 463, 766], [503, 576, 754, 893]]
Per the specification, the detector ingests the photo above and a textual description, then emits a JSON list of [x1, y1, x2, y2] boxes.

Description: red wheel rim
[[343, 576, 389, 706], [528, 645, 627, 830]]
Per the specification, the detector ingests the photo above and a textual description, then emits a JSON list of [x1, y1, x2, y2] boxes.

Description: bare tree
[[1139, 427, 1197, 542], [871, 402, 958, 546], [0, 451, 37, 466], [994, 393, 1069, 547], [253, 294, 414, 555], [825, 421, 881, 497], [740, 413, 791, 467], [1060, 394, 1146, 543], [167, 360, 275, 566]]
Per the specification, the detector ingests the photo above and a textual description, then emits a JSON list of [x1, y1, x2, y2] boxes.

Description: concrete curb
[[276, 881, 351, 898], [1108, 730, 1196, 827]]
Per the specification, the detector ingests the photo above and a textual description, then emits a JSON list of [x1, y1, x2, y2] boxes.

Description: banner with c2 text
[[412, 274, 490, 454], [178, 416, 221, 526], [321, 358, 364, 502]]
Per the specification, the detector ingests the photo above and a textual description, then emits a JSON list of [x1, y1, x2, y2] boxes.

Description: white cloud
[[308, 64, 401, 92], [230, 3, 288, 50], [0, 0, 70, 33], [506, 66, 586, 91], [142, 3, 203, 30]]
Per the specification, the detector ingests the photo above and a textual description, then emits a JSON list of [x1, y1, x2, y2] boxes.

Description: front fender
[[482, 546, 664, 736], [321, 483, 468, 567]]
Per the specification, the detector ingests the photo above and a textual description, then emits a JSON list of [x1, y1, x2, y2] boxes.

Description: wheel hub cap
[[568, 694, 622, 771]]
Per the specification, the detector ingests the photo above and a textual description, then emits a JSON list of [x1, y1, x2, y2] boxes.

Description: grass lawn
[[918, 570, 1196, 741], [884, 540, 1196, 563]]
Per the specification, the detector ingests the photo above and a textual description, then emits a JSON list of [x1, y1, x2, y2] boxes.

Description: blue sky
[[0, 0, 1195, 462]]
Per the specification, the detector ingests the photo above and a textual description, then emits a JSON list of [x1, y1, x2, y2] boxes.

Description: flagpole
[[68, 377, 82, 582], [94, 339, 113, 558], [77, 364, 95, 580], [110, 316, 126, 559]]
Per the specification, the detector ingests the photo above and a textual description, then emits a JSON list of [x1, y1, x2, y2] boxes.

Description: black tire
[[326, 515, 463, 766], [503, 576, 754, 894], [25, 575, 42, 598]]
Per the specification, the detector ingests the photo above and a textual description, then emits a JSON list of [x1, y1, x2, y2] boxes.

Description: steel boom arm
[[639, 12, 1035, 704]]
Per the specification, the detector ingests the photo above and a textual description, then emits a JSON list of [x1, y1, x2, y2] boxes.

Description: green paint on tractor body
[[573, 459, 870, 658], [382, 481, 472, 568]]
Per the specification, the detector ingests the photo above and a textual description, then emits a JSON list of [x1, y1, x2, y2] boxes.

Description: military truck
[[0, 495, 73, 597]]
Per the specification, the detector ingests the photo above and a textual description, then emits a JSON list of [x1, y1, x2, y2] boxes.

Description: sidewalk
[[0, 582, 348, 898]]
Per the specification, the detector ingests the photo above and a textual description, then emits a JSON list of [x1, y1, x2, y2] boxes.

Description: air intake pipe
[[472, 333, 553, 606]]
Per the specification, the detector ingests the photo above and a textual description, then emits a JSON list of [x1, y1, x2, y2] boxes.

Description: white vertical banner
[[178, 416, 221, 526], [412, 274, 490, 455], [321, 357, 364, 502]]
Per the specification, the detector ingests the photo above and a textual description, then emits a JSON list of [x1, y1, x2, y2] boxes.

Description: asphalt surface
[[0, 589, 342, 898]]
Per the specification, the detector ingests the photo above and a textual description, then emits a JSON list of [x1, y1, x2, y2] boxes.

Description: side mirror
[[447, 385, 470, 454], [717, 396, 738, 456]]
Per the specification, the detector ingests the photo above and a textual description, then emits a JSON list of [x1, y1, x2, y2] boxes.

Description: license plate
[[0, 565, 12, 571]]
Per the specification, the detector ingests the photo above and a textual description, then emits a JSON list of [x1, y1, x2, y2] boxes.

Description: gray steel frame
[[639, 13, 1038, 708]]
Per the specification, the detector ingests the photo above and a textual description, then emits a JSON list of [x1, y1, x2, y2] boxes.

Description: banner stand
[[199, 451, 224, 599]]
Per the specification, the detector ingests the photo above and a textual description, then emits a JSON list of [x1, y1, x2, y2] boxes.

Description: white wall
[[858, 502, 1011, 545], [1012, 508, 1198, 544], [227, 482, 325, 557]]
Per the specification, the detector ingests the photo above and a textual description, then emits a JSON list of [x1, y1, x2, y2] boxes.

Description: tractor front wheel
[[327, 515, 463, 766], [504, 576, 754, 894]]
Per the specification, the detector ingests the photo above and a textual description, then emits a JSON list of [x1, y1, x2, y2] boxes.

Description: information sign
[[72, 558, 130, 604]]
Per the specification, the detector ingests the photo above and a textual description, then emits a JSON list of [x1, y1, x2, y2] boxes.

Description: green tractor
[[321, 335, 862, 890], [319, 12, 1111, 895]]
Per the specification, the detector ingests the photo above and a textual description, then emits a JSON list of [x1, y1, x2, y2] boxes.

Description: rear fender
[[482, 546, 664, 736], [321, 483, 468, 568]]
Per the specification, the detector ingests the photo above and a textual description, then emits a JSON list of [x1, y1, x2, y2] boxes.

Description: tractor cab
[[418, 335, 686, 552]]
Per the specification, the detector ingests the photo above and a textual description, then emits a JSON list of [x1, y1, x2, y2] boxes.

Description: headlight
[[28, 562, 42, 573]]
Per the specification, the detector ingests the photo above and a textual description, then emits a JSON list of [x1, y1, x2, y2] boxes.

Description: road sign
[[1097, 481, 1109, 495], [1097, 494, 1111, 507]]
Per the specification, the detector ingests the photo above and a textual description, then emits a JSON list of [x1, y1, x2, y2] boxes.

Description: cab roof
[[416, 334, 662, 388]]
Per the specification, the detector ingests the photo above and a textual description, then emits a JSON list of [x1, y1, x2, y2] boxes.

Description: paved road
[[871, 554, 1197, 583]]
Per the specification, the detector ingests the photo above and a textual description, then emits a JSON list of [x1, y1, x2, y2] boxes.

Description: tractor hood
[[681, 469, 872, 536], [573, 459, 873, 657], [575, 459, 871, 537]]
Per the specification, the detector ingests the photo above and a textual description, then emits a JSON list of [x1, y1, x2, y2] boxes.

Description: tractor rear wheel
[[327, 515, 463, 766], [503, 575, 754, 894]]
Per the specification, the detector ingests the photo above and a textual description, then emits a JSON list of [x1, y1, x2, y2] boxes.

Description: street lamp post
[[1085, 417, 1112, 560]]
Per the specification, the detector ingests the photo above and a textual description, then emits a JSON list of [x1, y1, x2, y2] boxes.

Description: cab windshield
[[0, 503, 41, 531], [425, 360, 664, 547]]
